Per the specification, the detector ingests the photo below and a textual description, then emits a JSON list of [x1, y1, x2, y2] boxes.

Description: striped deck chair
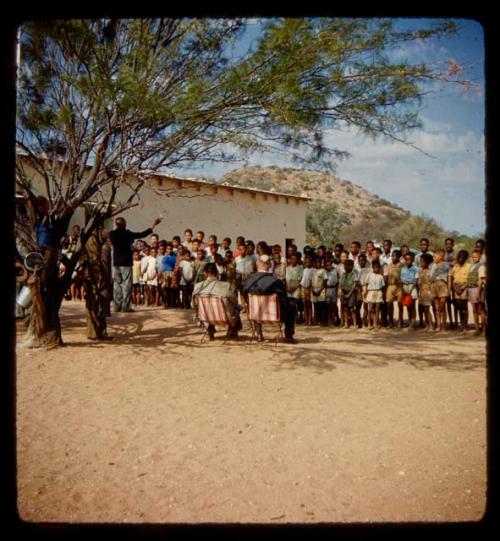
[[195, 294, 233, 343], [247, 293, 283, 345]]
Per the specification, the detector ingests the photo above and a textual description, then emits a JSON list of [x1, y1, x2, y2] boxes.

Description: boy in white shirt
[[366, 260, 385, 329]]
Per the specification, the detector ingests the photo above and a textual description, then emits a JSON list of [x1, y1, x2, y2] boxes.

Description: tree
[[15, 17, 471, 347], [306, 202, 351, 247]]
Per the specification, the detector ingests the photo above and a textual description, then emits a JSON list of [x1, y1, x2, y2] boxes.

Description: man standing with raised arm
[[109, 216, 162, 312]]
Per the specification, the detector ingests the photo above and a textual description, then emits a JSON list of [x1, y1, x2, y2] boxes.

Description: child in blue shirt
[[161, 243, 177, 308], [399, 252, 419, 330]]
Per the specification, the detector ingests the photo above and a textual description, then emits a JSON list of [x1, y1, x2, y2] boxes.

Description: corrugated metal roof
[[16, 152, 310, 202], [144, 170, 310, 202]]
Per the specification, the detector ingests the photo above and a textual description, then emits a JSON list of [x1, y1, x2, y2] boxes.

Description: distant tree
[[306, 202, 351, 247], [16, 18, 472, 347]]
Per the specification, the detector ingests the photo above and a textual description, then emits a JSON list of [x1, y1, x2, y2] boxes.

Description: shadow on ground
[[49, 302, 487, 373]]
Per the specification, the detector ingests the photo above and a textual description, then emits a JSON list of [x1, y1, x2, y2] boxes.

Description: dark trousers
[[281, 297, 297, 338], [180, 283, 194, 309], [313, 301, 328, 326]]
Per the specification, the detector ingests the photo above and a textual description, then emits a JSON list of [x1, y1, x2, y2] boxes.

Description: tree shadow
[[269, 336, 485, 374], [54, 304, 486, 372]]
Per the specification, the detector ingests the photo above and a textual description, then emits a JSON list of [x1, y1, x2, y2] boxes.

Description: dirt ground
[[16, 301, 487, 523]]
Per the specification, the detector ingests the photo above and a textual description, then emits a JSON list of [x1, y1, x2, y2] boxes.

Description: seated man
[[192, 262, 241, 340], [242, 255, 298, 343]]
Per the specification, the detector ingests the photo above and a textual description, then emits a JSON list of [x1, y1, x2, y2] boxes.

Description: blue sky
[[172, 18, 485, 236]]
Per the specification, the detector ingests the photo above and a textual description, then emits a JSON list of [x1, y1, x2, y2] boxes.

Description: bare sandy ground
[[16, 301, 487, 523]]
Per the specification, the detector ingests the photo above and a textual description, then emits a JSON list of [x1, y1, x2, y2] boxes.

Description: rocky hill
[[221, 165, 407, 219], [220, 165, 474, 250]]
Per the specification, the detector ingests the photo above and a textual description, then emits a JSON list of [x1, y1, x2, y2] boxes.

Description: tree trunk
[[24, 247, 64, 349]]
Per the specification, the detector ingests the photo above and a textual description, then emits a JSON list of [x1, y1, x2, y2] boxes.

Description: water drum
[[16, 286, 33, 308]]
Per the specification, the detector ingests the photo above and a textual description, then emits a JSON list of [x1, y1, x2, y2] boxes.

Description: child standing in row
[[430, 249, 450, 332], [357, 253, 371, 327], [132, 249, 143, 305], [399, 252, 418, 330], [366, 260, 385, 329], [384, 250, 402, 328], [468, 249, 487, 335], [324, 258, 339, 326], [300, 255, 314, 325], [162, 243, 177, 308], [449, 250, 470, 333], [285, 253, 303, 322], [311, 257, 328, 326], [340, 259, 358, 328], [417, 252, 434, 331], [179, 250, 195, 309]]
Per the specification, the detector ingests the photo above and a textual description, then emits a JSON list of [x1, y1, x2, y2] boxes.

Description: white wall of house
[[17, 159, 307, 251], [115, 177, 307, 251]]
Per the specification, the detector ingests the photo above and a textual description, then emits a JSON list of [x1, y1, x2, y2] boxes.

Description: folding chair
[[195, 295, 234, 344], [247, 293, 283, 346]]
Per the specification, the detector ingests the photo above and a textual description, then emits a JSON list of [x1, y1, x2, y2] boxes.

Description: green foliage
[[339, 211, 478, 251], [306, 201, 351, 248]]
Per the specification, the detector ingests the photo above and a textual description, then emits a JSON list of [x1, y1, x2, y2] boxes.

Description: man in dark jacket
[[109, 216, 162, 312], [243, 255, 298, 343]]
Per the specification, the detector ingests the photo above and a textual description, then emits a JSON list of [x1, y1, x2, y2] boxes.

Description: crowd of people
[[60, 219, 488, 341]]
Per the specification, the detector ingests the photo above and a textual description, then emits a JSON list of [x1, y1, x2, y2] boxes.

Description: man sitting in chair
[[243, 255, 298, 344], [192, 262, 241, 340]]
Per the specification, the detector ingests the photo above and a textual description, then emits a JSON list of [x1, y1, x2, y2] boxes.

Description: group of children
[[127, 229, 487, 336]]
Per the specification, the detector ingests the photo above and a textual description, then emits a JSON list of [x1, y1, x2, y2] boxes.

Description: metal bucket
[[16, 285, 33, 308]]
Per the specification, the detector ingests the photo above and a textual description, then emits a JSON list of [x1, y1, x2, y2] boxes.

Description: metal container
[[16, 285, 33, 308]]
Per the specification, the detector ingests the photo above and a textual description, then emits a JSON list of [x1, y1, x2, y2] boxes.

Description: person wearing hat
[[242, 255, 298, 344]]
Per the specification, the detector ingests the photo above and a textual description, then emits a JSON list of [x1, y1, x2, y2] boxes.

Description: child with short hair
[[132, 249, 143, 305], [311, 257, 328, 326], [272, 252, 286, 284], [285, 253, 304, 322], [219, 237, 232, 257], [324, 258, 339, 326], [332, 243, 344, 265], [384, 249, 403, 328], [155, 244, 166, 306], [300, 255, 314, 325], [207, 243, 219, 263], [399, 245, 410, 264], [336, 250, 350, 325], [366, 260, 385, 329], [161, 243, 177, 308], [224, 250, 237, 289], [233, 236, 245, 259], [172, 236, 181, 253], [399, 252, 418, 329], [467, 250, 487, 335], [148, 246, 160, 306], [339, 259, 359, 328], [193, 248, 207, 284], [417, 252, 434, 331], [139, 245, 150, 304], [195, 231, 206, 250], [205, 234, 217, 257], [171, 245, 185, 308], [449, 250, 471, 332], [214, 253, 226, 281], [179, 250, 195, 309], [357, 253, 371, 327], [182, 228, 193, 252], [430, 248, 450, 332]]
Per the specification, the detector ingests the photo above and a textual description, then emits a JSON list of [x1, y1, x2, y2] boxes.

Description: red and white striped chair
[[195, 294, 234, 343], [247, 293, 283, 345]]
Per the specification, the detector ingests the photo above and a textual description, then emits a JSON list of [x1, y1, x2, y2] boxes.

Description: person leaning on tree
[[109, 216, 162, 312], [80, 226, 113, 340]]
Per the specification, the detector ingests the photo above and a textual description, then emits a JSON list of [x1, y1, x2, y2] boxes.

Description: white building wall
[[116, 179, 307, 251], [16, 160, 307, 251]]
